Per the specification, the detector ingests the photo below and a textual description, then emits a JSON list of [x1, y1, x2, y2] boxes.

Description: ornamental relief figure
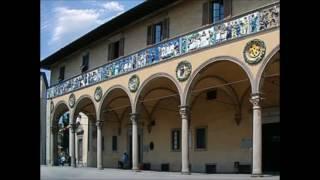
[[176, 61, 192, 82], [128, 75, 140, 92], [243, 39, 266, 64]]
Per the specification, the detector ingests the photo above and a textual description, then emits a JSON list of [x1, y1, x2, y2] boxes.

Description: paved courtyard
[[41, 166, 280, 180]]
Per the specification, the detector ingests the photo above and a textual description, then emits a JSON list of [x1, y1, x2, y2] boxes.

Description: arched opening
[[73, 96, 97, 167], [99, 86, 132, 168], [134, 75, 181, 171], [184, 59, 253, 173], [258, 51, 280, 174], [51, 101, 70, 166]]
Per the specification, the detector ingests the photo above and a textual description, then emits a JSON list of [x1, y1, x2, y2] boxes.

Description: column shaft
[[250, 94, 263, 176], [130, 113, 139, 171], [96, 120, 104, 169], [180, 106, 190, 174]]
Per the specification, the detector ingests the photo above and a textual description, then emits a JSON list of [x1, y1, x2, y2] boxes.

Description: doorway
[[262, 122, 280, 173]]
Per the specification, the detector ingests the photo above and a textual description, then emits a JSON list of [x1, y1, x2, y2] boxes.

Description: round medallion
[[94, 86, 103, 102], [128, 75, 140, 92], [69, 93, 76, 108], [50, 101, 54, 113], [243, 39, 266, 64], [176, 61, 192, 82]]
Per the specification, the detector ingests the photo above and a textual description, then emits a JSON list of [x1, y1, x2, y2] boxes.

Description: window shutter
[[224, 0, 232, 19], [108, 43, 114, 61], [202, 1, 209, 25], [59, 66, 65, 81], [119, 38, 125, 57], [162, 18, 170, 39], [147, 25, 153, 45]]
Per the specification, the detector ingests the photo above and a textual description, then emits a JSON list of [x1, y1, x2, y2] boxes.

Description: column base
[[181, 171, 191, 175], [132, 168, 141, 172], [251, 173, 263, 177], [97, 167, 104, 170]]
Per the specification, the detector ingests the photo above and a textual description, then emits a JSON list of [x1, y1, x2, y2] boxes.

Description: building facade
[[41, 0, 280, 175], [40, 72, 48, 165]]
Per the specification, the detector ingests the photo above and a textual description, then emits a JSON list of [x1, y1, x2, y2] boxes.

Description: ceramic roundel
[[243, 39, 266, 64], [69, 93, 76, 108], [94, 86, 103, 102], [176, 61, 192, 82], [128, 75, 140, 92]]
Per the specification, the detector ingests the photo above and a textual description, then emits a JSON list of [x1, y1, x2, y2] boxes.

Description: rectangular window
[[196, 127, 207, 149], [154, 23, 162, 44], [58, 66, 65, 82], [171, 129, 181, 151], [102, 136, 104, 151], [212, 0, 224, 23], [112, 136, 117, 151], [81, 53, 89, 73], [147, 18, 169, 45], [108, 39, 124, 61]]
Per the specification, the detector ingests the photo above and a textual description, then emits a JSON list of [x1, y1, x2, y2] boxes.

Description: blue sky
[[41, 0, 144, 84]]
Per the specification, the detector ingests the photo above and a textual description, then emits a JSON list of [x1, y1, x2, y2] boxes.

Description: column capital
[[129, 113, 139, 124], [96, 120, 104, 128], [250, 93, 263, 109], [179, 105, 190, 120], [70, 123, 77, 133]]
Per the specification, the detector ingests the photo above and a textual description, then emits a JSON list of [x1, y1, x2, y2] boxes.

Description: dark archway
[[99, 85, 132, 168], [51, 101, 70, 166], [134, 74, 181, 171]]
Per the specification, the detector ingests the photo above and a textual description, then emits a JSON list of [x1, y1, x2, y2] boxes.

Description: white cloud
[[48, 1, 125, 47], [49, 7, 103, 44], [102, 1, 124, 12]]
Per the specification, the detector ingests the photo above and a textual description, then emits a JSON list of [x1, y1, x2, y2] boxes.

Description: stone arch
[[97, 84, 133, 121], [255, 45, 280, 93], [73, 94, 97, 122], [182, 56, 255, 106], [52, 100, 70, 127], [133, 72, 182, 112]]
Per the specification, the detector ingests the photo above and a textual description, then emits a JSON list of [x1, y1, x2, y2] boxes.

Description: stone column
[[49, 125, 57, 166], [70, 122, 77, 168], [180, 106, 190, 174], [130, 113, 139, 171], [250, 93, 263, 176], [96, 120, 104, 170]]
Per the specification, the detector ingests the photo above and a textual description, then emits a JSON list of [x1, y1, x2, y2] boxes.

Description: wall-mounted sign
[[69, 93, 76, 108], [128, 75, 140, 92], [243, 39, 266, 64], [94, 86, 102, 102], [176, 61, 192, 82]]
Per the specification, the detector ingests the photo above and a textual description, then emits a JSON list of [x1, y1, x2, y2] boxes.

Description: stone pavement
[[41, 166, 280, 180]]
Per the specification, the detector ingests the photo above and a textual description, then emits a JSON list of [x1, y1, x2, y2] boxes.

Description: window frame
[[81, 52, 89, 73], [58, 66, 65, 82], [194, 126, 208, 151], [112, 135, 118, 152], [153, 22, 163, 44], [171, 128, 181, 152], [211, 0, 224, 24]]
